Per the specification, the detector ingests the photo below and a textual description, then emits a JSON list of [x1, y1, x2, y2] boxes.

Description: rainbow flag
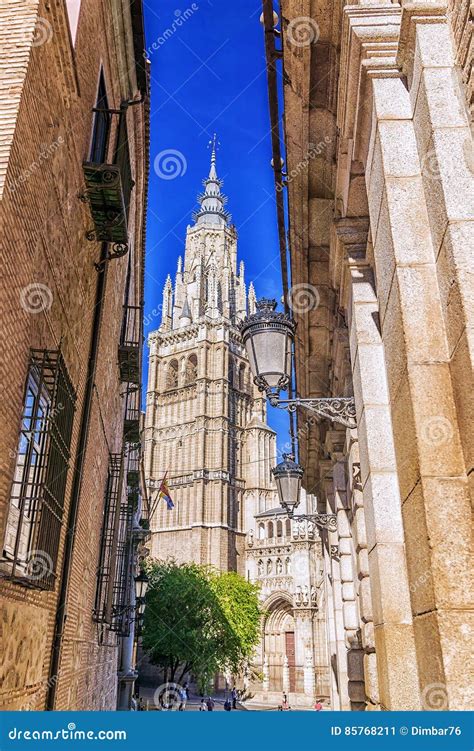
[[158, 472, 174, 510]]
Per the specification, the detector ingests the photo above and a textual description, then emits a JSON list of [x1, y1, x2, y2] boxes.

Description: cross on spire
[[208, 133, 220, 166]]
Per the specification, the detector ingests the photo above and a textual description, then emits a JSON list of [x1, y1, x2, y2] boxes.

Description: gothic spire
[[192, 135, 231, 227]]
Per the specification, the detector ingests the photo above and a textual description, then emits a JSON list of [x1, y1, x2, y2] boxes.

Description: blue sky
[[142, 0, 290, 451]]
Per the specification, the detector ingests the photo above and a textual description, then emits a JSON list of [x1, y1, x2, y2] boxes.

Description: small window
[[276, 520, 283, 538], [90, 71, 110, 163], [258, 522, 265, 540], [268, 521, 274, 539], [2, 350, 76, 589]]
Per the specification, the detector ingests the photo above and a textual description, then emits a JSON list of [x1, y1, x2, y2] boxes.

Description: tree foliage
[[142, 560, 261, 691]]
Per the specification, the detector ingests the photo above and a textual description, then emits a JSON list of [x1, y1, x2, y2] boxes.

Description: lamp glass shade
[[240, 299, 295, 393], [272, 454, 303, 516], [134, 570, 149, 601], [137, 599, 146, 617]]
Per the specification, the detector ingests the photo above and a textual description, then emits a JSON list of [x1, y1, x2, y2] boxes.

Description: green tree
[[142, 561, 261, 692]]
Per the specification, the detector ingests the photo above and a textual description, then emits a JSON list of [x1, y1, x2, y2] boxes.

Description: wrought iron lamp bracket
[[270, 396, 357, 429], [291, 513, 338, 532]]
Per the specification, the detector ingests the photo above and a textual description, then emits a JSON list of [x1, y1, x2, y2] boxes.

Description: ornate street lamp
[[240, 299, 356, 429], [272, 454, 336, 530], [134, 569, 149, 602]]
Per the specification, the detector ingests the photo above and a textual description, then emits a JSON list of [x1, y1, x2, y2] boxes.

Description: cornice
[[396, 1, 449, 80]]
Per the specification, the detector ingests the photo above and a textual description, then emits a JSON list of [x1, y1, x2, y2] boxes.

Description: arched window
[[268, 521, 274, 539], [258, 522, 265, 540], [238, 362, 246, 391], [228, 357, 235, 388], [276, 520, 283, 538], [285, 519, 292, 537], [184, 353, 198, 385], [166, 359, 178, 389]]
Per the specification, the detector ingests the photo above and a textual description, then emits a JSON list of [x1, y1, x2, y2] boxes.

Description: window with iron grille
[[94, 452, 134, 636], [2, 350, 76, 589]]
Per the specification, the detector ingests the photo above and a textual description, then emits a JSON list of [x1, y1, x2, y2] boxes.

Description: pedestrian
[[281, 693, 290, 710], [231, 687, 238, 709], [178, 685, 187, 711], [206, 696, 215, 711], [199, 698, 207, 711], [314, 699, 323, 711], [224, 697, 232, 711]]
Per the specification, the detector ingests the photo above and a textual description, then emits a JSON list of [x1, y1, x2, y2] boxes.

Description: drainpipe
[[46, 241, 109, 710]]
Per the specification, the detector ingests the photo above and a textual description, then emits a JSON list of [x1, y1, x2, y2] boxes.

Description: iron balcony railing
[[82, 107, 134, 246], [94, 453, 134, 636], [123, 386, 141, 444], [118, 305, 142, 385]]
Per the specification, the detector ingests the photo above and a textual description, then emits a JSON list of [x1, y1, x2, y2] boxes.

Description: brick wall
[[0, 0, 148, 710]]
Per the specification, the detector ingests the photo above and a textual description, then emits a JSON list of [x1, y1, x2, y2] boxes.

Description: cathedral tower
[[144, 140, 276, 572]]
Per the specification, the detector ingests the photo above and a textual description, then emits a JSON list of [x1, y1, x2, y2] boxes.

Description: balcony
[[82, 108, 134, 246], [123, 386, 140, 444], [118, 305, 141, 384]]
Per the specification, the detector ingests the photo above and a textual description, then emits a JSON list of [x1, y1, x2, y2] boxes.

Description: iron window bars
[[2, 349, 76, 589], [94, 452, 134, 636]]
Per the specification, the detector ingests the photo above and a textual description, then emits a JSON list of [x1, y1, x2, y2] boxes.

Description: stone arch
[[166, 359, 178, 389], [267, 521, 274, 538], [285, 519, 291, 536], [184, 353, 198, 385], [261, 592, 296, 695], [258, 522, 265, 540], [276, 519, 283, 538]]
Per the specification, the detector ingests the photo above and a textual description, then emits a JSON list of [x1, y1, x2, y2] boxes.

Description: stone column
[[322, 463, 351, 710], [327, 430, 366, 710], [345, 244, 420, 710], [346, 432, 380, 710], [366, 54, 472, 709]]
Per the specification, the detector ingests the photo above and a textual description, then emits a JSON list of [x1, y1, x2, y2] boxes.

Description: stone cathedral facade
[[144, 146, 331, 705]]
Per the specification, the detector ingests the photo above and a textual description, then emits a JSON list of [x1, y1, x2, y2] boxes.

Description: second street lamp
[[240, 299, 357, 429], [272, 454, 337, 531]]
